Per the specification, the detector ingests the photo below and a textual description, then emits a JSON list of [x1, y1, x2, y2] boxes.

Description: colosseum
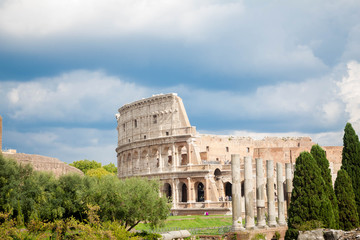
[[116, 93, 343, 215]]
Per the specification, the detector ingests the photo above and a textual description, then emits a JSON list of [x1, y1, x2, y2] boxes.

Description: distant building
[[0, 115, 83, 177], [115, 93, 342, 215]]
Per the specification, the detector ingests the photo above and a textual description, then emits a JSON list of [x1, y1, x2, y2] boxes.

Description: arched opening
[[214, 168, 222, 180], [163, 183, 172, 200], [225, 182, 232, 199], [127, 153, 132, 174], [181, 183, 188, 202], [133, 151, 139, 173], [196, 182, 205, 202], [179, 146, 188, 165], [141, 150, 148, 170], [241, 181, 245, 197]]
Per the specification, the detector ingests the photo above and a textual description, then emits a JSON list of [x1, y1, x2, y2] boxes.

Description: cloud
[[1, 1, 359, 88], [338, 61, 360, 132], [4, 128, 117, 164], [1, 70, 151, 123], [0, 60, 359, 163], [175, 68, 346, 132]]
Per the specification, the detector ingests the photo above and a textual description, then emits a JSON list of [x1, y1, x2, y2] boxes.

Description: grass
[[135, 214, 232, 232]]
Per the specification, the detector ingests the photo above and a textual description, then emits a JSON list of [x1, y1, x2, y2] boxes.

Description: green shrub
[[285, 228, 299, 240], [252, 233, 266, 240]]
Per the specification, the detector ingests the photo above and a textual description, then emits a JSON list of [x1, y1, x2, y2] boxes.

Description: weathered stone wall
[[2, 152, 83, 177]]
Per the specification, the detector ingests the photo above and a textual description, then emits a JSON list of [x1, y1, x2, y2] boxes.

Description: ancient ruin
[[0, 115, 83, 177], [116, 93, 342, 215]]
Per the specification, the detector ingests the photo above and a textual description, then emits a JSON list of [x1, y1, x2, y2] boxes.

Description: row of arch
[[118, 144, 189, 176], [163, 182, 233, 203]]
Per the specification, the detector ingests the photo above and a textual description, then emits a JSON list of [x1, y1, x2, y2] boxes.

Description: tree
[[341, 123, 360, 219], [86, 176, 171, 231], [103, 163, 117, 174], [286, 152, 336, 239], [311, 144, 339, 228], [0, 153, 33, 222], [335, 169, 359, 230], [69, 160, 101, 174], [86, 168, 114, 178]]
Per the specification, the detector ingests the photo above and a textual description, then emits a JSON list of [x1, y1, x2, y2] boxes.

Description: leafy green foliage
[[103, 163, 117, 174], [0, 154, 170, 232], [86, 167, 114, 178], [69, 159, 101, 174], [285, 228, 299, 240], [341, 123, 360, 219], [335, 169, 359, 230], [286, 151, 336, 238], [311, 144, 339, 228]]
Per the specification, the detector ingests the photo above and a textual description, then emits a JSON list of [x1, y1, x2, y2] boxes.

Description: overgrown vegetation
[[0, 153, 171, 239]]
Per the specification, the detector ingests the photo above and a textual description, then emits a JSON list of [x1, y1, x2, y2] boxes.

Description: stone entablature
[[116, 93, 343, 215]]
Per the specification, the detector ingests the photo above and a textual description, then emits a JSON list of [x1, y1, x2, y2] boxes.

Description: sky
[[1, 0, 360, 165]]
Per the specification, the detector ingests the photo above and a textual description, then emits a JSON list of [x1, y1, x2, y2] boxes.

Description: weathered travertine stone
[[2, 152, 83, 177], [256, 158, 266, 228], [277, 163, 286, 225], [285, 163, 293, 209], [267, 160, 277, 226], [244, 156, 255, 229], [231, 154, 244, 231]]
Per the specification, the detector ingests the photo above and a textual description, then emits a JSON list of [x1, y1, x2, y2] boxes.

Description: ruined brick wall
[[2, 152, 83, 177]]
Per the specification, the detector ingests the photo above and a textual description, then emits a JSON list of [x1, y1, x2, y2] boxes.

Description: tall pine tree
[[341, 123, 360, 220], [335, 169, 359, 230], [311, 144, 339, 228], [286, 152, 336, 240]]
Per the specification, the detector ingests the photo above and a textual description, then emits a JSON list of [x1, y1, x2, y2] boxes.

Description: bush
[[285, 228, 299, 240]]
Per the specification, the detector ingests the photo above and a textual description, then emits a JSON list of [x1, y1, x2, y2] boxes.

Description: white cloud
[[175, 70, 345, 130], [2, 1, 359, 81], [1, 61, 359, 163], [0, 0, 244, 39], [338, 61, 360, 132], [1, 70, 151, 122], [4, 128, 117, 164]]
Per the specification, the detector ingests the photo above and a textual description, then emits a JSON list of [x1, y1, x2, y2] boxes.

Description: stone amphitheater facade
[[0, 115, 83, 177], [116, 93, 342, 215]]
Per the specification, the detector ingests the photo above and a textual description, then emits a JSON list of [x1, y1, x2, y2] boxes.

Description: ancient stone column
[[172, 180, 177, 209], [266, 160, 277, 227], [277, 163, 286, 226], [187, 177, 193, 204], [285, 163, 293, 210], [244, 156, 255, 229], [256, 158, 266, 228], [231, 154, 244, 231], [159, 147, 163, 172]]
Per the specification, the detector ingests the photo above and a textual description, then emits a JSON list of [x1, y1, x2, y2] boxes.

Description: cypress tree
[[286, 152, 336, 239], [311, 144, 339, 228], [335, 169, 359, 230], [341, 123, 360, 219]]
